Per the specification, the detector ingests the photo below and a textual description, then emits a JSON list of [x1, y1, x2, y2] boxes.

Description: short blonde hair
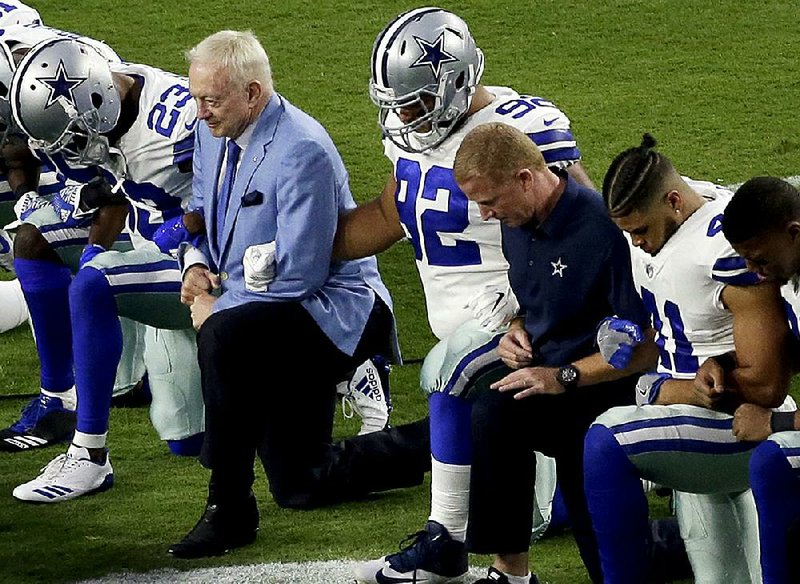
[[187, 30, 273, 92], [453, 122, 546, 185]]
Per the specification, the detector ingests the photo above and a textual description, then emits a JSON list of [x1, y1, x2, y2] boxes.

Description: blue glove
[[79, 243, 105, 268], [52, 184, 95, 228], [152, 214, 200, 256], [52, 178, 126, 229], [596, 316, 644, 369], [13, 190, 51, 222]]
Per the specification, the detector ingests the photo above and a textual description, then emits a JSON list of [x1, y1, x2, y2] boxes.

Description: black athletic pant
[[197, 298, 430, 510], [466, 366, 636, 584]]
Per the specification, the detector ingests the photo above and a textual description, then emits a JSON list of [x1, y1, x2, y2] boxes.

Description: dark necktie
[[217, 139, 241, 238]]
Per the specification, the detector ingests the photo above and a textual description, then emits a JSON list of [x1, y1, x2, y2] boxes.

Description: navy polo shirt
[[502, 173, 647, 367]]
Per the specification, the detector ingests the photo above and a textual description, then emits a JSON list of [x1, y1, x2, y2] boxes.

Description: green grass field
[[1, 1, 799, 582]]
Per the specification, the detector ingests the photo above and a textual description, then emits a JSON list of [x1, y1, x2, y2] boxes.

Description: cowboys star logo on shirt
[[410, 32, 457, 77], [40, 60, 86, 109], [551, 257, 567, 277]]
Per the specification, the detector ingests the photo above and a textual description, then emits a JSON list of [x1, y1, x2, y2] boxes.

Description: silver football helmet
[[369, 7, 484, 153], [10, 37, 120, 166]]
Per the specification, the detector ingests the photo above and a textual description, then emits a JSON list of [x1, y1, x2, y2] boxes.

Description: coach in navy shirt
[[452, 122, 653, 584]]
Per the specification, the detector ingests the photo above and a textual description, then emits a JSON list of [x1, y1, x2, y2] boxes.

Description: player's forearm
[[572, 351, 642, 387], [2, 136, 40, 193], [332, 203, 403, 261], [626, 329, 660, 372], [792, 410, 800, 430], [727, 364, 792, 409], [653, 379, 702, 406]]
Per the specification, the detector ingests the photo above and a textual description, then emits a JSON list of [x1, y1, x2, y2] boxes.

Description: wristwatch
[[555, 364, 580, 391]]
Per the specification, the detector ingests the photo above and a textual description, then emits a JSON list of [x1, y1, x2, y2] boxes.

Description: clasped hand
[[493, 326, 561, 399], [691, 356, 729, 409], [181, 264, 220, 330], [732, 403, 772, 442]]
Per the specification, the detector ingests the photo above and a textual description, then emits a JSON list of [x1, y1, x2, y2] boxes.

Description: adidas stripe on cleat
[[13, 444, 114, 503], [0, 391, 77, 452], [28, 483, 76, 500], [1, 434, 49, 450]]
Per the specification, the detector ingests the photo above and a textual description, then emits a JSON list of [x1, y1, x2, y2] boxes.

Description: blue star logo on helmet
[[39, 59, 86, 109], [410, 32, 457, 77]]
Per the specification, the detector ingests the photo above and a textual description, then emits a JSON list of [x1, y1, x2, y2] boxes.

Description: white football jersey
[[0, 23, 120, 63], [629, 180, 757, 379], [0, 1, 40, 27], [43, 62, 196, 247], [780, 281, 800, 341], [384, 86, 581, 339]]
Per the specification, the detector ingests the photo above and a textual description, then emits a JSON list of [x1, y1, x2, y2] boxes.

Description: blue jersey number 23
[[147, 84, 192, 138]]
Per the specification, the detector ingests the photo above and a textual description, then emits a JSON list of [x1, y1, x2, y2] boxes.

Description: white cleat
[[13, 444, 114, 503], [338, 357, 392, 435]]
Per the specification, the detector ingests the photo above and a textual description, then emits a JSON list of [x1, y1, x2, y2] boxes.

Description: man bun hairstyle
[[603, 133, 674, 217]]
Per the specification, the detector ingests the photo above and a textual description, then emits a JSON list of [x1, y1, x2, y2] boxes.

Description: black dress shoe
[[169, 494, 259, 559]]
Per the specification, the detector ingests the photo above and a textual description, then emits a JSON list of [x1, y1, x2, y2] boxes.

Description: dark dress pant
[[197, 297, 430, 509], [466, 366, 637, 584]]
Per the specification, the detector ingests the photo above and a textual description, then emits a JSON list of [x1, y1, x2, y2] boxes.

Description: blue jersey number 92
[[395, 158, 481, 267]]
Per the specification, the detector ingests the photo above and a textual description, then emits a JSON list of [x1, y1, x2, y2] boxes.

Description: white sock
[[72, 430, 107, 449], [428, 457, 470, 542], [505, 573, 531, 584], [41, 386, 77, 410]]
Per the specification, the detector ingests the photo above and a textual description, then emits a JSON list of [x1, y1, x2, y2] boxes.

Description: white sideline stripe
[[76, 561, 489, 584]]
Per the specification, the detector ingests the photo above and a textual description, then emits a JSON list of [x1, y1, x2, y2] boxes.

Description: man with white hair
[[170, 30, 429, 559]]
